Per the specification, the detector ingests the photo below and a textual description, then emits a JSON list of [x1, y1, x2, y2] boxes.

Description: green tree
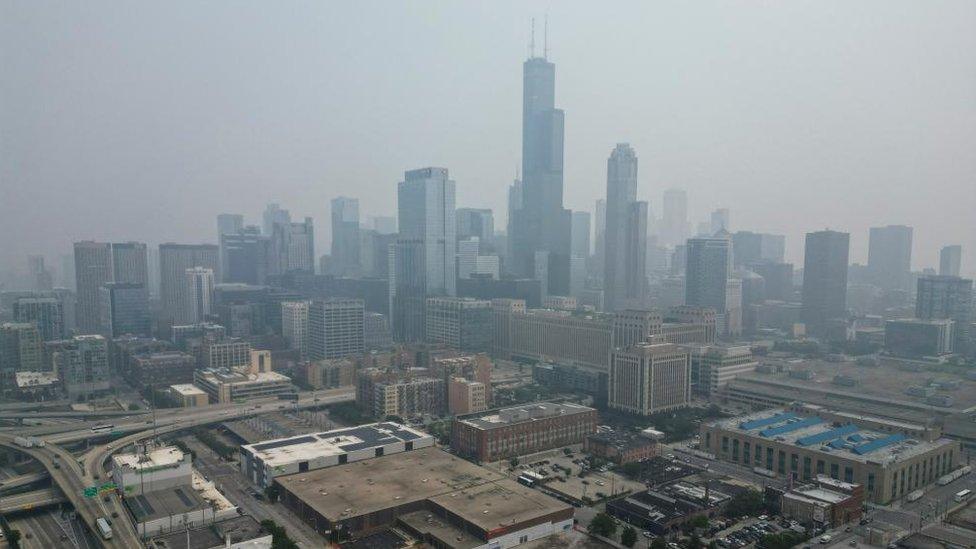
[[260, 520, 299, 549], [265, 484, 281, 503], [687, 533, 703, 549], [688, 514, 709, 529], [587, 513, 617, 538], [651, 537, 668, 549], [128, 403, 141, 411], [7, 529, 22, 549], [726, 488, 764, 518], [620, 526, 637, 547]]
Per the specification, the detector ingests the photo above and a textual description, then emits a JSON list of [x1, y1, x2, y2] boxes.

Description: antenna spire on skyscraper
[[529, 17, 536, 58], [544, 14, 549, 59]]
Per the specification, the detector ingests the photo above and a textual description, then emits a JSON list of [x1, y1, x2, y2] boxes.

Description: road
[[0, 472, 48, 494], [0, 487, 65, 513], [0, 388, 353, 548], [179, 435, 325, 547]]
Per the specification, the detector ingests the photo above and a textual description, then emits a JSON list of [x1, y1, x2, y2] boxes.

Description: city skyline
[[2, 2, 974, 278]]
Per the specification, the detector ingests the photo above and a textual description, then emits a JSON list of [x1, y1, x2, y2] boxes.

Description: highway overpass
[[0, 487, 65, 514]]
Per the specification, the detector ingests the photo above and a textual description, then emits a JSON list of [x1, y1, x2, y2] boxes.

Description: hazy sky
[[2, 1, 975, 277]]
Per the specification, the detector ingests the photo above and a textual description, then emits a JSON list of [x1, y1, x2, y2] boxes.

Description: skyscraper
[[0, 322, 43, 390], [867, 225, 913, 291], [505, 178, 524, 274], [392, 167, 456, 342], [732, 231, 787, 266], [13, 297, 64, 341], [608, 343, 691, 416], [685, 235, 734, 334], [456, 208, 494, 247], [710, 208, 730, 234], [73, 241, 148, 334], [281, 301, 311, 359], [308, 299, 365, 360], [508, 50, 571, 296], [603, 144, 648, 311], [217, 213, 244, 242], [99, 282, 150, 337], [801, 230, 850, 333], [331, 197, 361, 276], [159, 243, 220, 326], [219, 228, 270, 285], [593, 198, 606, 277], [916, 275, 973, 355], [940, 245, 962, 277], [570, 211, 591, 259], [285, 217, 315, 273], [185, 267, 215, 324], [262, 203, 291, 236], [27, 255, 53, 291], [661, 189, 688, 247]]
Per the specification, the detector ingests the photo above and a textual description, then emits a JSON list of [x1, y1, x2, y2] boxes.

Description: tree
[[620, 526, 637, 547], [688, 514, 709, 529], [7, 529, 22, 549], [587, 513, 617, 538], [128, 403, 141, 411], [264, 484, 281, 503], [509, 457, 519, 468], [687, 533, 703, 549], [726, 488, 764, 518], [651, 537, 668, 549], [260, 520, 299, 549]]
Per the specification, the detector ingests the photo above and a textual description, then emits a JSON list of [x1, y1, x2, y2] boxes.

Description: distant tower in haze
[[867, 225, 913, 291], [801, 230, 850, 333], [940, 245, 962, 277], [99, 282, 150, 338], [685, 234, 738, 335], [331, 197, 361, 276], [27, 255, 53, 291], [603, 144, 648, 311], [662, 189, 688, 247], [710, 209, 730, 235], [593, 199, 606, 278], [217, 214, 244, 243], [262, 203, 291, 236], [571, 211, 591, 258], [391, 167, 457, 342], [508, 32, 571, 296], [159, 243, 219, 326]]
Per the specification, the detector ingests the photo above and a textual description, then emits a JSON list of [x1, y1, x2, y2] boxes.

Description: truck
[[906, 489, 924, 502], [753, 466, 777, 478], [96, 517, 113, 539], [937, 465, 972, 486]]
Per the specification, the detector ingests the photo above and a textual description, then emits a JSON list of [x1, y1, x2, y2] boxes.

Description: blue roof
[[852, 434, 906, 455], [828, 439, 849, 449], [740, 412, 796, 431], [848, 434, 865, 443], [760, 417, 823, 437], [795, 424, 859, 447]]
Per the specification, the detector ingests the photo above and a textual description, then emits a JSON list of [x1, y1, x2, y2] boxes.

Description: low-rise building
[[192, 368, 291, 404], [884, 318, 954, 358], [701, 408, 962, 503], [239, 422, 433, 488], [296, 358, 356, 389], [356, 368, 445, 418], [585, 431, 658, 464], [14, 371, 59, 400], [452, 401, 598, 463], [168, 384, 209, 407], [780, 476, 864, 527], [112, 444, 192, 496], [147, 516, 272, 549], [129, 351, 197, 387], [607, 481, 731, 535], [275, 447, 574, 547], [447, 378, 487, 415]]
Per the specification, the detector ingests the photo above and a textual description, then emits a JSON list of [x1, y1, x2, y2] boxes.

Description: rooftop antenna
[[529, 17, 536, 58], [543, 14, 549, 60]]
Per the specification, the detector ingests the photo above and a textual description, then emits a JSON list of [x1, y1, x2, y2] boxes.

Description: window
[[338, 454, 347, 464], [375, 447, 385, 457], [844, 467, 854, 483], [816, 460, 825, 475], [722, 436, 729, 453], [790, 454, 799, 472], [867, 473, 875, 492], [732, 439, 740, 462], [754, 444, 762, 465], [298, 461, 309, 473], [802, 457, 812, 480], [766, 448, 774, 470], [830, 463, 839, 479], [743, 442, 751, 464], [405, 441, 413, 451], [777, 451, 786, 474]]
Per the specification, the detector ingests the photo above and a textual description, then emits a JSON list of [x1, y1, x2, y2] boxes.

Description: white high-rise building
[[281, 301, 311, 359], [185, 267, 215, 323], [457, 237, 480, 279]]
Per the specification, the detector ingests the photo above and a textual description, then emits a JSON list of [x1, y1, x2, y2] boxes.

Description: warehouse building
[[700, 409, 962, 503], [275, 447, 573, 547], [452, 401, 598, 463], [239, 422, 433, 488]]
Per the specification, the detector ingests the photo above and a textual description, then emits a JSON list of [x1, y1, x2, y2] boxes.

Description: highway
[[0, 471, 48, 494], [0, 387, 353, 547], [0, 487, 65, 513]]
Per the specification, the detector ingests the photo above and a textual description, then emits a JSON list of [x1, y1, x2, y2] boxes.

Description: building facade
[[609, 343, 691, 416], [425, 297, 493, 353], [801, 230, 850, 334], [603, 143, 648, 311], [308, 298, 364, 360]]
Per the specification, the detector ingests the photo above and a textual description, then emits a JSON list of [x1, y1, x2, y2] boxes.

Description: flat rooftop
[[169, 384, 206, 396], [275, 448, 570, 533], [709, 409, 954, 465], [240, 422, 431, 466], [459, 401, 595, 431], [112, 445, 185, 471], [148, 516, 268, 549], [15, 371, 59, 388], [126, 485, 209, 523]]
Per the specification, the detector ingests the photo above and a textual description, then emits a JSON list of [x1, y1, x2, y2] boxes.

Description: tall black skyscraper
[[867, 225, 913, 291], [801, 230, 850, 333], [509, 45, 571, 297]]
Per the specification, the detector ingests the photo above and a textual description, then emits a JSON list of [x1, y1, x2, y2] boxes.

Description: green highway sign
[[83, 487, 97, 498]]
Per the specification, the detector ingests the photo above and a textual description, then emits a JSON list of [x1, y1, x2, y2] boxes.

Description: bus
[[954, 489, 972, 503], [95, 517, 113, 539], [90, 424, 114, 434]]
